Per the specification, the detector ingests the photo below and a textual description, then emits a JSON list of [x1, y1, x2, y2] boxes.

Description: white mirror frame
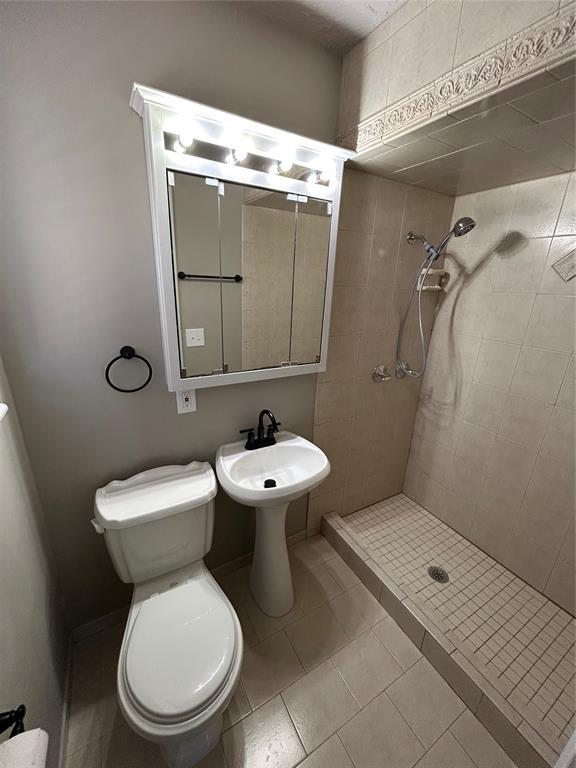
[[130, 83, 354, 392]]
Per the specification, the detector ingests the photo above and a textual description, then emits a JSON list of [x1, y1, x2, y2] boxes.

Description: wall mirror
[[169, 172, 332, 378], [131, 83, 353, 396]]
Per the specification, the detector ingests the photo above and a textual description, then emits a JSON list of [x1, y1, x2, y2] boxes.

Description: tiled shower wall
[[308, 169, 454, 534], [405, 172, 575, 615]]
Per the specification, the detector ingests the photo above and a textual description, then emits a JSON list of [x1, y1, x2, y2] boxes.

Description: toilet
[[92, 462, 243, 768]]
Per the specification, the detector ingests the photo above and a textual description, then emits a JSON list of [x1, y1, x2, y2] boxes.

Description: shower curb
[[321, 513, 560, 768]]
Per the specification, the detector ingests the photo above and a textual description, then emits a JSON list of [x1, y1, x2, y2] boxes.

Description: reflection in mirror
[[169, 173, 224, 377], [228, 187, 297, 372], [292, 198, 331, 364], [168, 172, 332, 378]]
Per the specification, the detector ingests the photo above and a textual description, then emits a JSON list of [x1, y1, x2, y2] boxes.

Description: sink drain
[[428, 565, 449, 583], [263, 478, 277, 488]]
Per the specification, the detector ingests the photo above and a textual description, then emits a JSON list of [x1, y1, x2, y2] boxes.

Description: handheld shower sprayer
[[395, 217, 476, 379]]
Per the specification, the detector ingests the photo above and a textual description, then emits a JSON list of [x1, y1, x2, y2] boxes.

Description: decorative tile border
[[338, 4, 576, 154]]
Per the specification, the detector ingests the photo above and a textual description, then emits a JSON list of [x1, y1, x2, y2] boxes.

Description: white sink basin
[[216, 431, 330, 507], [216, 431, 330, 617]]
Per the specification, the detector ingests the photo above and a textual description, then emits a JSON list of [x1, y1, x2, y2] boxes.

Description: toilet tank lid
[[94, 462, 217, 530]]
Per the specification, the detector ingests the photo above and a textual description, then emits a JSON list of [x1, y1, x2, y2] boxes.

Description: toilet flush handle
[[91, 519, 104, 534]]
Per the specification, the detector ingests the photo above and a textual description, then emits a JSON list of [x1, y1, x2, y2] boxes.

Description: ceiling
[[240, 0, 404, 53]]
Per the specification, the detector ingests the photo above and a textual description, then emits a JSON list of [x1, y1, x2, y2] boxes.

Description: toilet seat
[[120, 568, 240, 729]]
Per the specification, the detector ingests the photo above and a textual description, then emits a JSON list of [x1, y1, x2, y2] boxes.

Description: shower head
[[406, 216, 476, 261], [436, 216, 476, 256], [453, 217, 476, 237]]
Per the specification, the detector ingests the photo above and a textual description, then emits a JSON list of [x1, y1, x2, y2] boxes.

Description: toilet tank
[[93, 462, 218, 584]]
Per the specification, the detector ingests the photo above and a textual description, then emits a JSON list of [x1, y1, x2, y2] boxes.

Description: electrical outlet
[[176, 390, 197, 414], [186, 328, 205, 347]]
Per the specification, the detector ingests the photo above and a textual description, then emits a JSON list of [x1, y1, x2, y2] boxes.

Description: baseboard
[[57, 635, 73, 768], [71, 605, 129, 643]]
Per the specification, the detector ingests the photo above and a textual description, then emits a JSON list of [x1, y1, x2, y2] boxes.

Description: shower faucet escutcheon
[[240, 409, 281, 450]]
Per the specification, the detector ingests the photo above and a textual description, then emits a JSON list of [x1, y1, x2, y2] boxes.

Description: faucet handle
[[266, 422, 281, 438], [239, 427, 256, 449]]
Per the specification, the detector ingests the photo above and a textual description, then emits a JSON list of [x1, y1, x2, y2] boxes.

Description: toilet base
[[160, 712, 222, 768]]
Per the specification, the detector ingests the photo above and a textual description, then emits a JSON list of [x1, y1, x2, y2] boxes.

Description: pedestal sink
[[216, 432, 330, 617]]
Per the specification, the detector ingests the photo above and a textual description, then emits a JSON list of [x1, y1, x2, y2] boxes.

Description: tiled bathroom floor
[[343, 494, 575, 756], [64, 536, 518, 768]]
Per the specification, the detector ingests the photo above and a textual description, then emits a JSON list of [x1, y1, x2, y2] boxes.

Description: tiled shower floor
[[342, 494, 575, 757]]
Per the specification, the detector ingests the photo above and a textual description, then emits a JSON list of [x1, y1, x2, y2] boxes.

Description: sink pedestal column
[[250, 503, 294, 617]]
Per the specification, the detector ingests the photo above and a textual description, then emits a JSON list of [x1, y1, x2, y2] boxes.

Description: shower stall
[[313, 167, 575, 768]]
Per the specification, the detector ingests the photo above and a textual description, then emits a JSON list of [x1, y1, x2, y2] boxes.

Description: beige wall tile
[[477, 436, 538, 518], [555, 172, 576, 235], [473, 339, 521, 390], [315, 379, 357, 425], [539, 236, 576, 295], [319, 335, 360, 383], [524, 294, 576, 353], [463, 382, 506, 432], [492, 237, 549, 294], [358, 41, 392, 122], [387, 0, 461, 105], [508, 174, 570, 239], [334, 231, 371, 287], [557, 355, 575, 410], [330, 286, 367, 336], [339, 170, 377, 233], [454, 0, 557, 68], [510, 346, 570, 404], [498, 393, 552, 448], [485, 291, 535, 344]]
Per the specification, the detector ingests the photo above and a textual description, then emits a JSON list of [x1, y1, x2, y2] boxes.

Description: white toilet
[[93, 462, 243, 768]]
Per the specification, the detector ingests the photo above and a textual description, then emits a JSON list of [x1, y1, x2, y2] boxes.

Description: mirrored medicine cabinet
[[130, 83, 354, 395]]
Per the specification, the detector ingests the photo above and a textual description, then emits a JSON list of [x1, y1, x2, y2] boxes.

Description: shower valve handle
[[372, 365, 392, 383]]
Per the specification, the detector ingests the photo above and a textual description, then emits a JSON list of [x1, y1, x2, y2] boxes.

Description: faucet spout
[[258, 409, 279, 441]]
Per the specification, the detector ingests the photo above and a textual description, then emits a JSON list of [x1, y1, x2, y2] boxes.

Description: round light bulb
[[280, 158, 293, 173], [234, 147, 248, 162], [269, 162, 279, 175], [225, 152, 236, 165], [178, 131, 194, 148], [307, 171, 319, 184], [173, 140, 185, 154]]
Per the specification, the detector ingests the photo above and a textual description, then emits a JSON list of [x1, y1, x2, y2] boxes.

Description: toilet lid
[[123, 577, 237, 724]]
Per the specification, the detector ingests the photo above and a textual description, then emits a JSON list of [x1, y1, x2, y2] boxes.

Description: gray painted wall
[[0, 355, 67, 768], [0, 1, 341, 627]]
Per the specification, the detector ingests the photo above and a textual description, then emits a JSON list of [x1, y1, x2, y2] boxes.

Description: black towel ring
[[105, 346, 152, 393]]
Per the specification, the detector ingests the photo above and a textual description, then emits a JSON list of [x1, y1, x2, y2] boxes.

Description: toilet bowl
[[93, 462, 243, 767]]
